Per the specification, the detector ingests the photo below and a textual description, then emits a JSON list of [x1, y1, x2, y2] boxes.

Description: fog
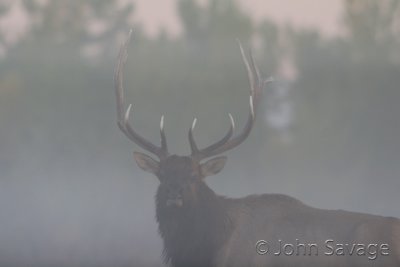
[[0, 0, 399, 266]]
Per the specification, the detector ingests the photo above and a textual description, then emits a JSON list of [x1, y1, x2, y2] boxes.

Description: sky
[[0, 0, 343, 45], [134, 0, 343, 37]]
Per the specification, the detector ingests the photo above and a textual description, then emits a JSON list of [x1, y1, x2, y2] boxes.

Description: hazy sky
[[134, 0, 343, 37], [0, 0, 343, 46]]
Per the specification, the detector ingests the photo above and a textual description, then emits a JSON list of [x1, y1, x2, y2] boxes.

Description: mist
[[0, 0, 399, 266]]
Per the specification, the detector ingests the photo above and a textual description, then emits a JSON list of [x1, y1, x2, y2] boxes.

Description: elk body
[[114, 31, 400, 267]]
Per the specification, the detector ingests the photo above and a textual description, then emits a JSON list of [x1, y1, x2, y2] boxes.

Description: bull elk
[[114, 31, 400, 267]]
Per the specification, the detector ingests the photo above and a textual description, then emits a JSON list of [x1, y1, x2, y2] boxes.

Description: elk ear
[[200, 156, 227, 177], [133, 152, 159, 175]]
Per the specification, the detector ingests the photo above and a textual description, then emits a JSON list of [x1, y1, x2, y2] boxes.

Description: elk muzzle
[[166, 197, 184, 207], [166, 188, 184, 207]]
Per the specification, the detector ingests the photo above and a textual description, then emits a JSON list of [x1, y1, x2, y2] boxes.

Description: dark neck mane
[[155, 183, 231, 267]]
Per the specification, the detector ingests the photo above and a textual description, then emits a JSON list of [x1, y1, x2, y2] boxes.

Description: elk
[[114, 31, 400, 267]]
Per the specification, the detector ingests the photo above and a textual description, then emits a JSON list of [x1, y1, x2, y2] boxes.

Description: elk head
[[115, 30, 266, 209]]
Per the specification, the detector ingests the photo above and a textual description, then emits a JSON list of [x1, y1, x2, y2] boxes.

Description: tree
[[343, 0, 400, 62]]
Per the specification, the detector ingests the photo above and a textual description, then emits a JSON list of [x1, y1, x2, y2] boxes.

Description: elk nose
[[166, 198, 183, 207], [166, 188, 183, 207]]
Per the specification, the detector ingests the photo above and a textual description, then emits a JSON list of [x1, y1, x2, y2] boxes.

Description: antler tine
[[239, 40, 263, 113], [189, 114, 235, 159], [189, 118, 199, 154], [160, 115, 167, 152], [190, 40, 264, 161], [115, 30, 132, 124], [201, 113, 235, 154], [115, 30, 168, 159]]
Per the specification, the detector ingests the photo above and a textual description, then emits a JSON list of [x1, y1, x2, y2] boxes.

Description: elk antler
[[189, 41, 270, 161], [115, 30, 168, 160]]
